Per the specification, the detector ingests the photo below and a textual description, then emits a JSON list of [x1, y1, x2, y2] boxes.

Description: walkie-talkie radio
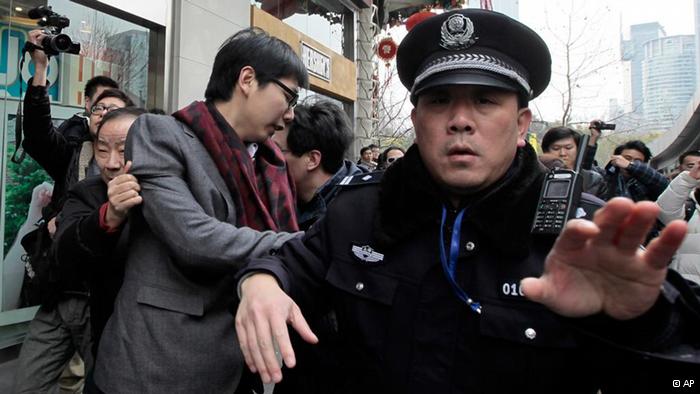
[[531, 134, 589, 235]]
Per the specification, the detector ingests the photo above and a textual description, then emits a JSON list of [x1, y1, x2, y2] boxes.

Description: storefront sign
[[301, 42, 331, 82]]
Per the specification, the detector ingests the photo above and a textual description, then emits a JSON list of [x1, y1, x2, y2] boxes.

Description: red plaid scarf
[[173, 101, 298, 232]]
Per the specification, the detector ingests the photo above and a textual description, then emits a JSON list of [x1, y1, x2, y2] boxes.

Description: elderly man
[[235, 9, 699, 394], [54, 107, 147, 357]]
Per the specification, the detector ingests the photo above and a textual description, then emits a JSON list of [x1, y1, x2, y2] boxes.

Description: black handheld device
[[531, 134, 589, 235]]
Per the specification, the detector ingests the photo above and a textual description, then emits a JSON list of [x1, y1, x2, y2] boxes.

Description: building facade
[[621, 22, 665, 114], [642, 35, 697, 132]]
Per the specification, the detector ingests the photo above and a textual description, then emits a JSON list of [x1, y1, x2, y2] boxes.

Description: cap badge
[[440, 14, 477, 50]]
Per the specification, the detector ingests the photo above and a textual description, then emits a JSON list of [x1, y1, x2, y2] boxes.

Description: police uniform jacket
[[242, 144, 700, 394]]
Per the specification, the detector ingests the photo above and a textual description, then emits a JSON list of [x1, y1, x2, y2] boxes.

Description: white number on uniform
[[501, 282, 524, 297]]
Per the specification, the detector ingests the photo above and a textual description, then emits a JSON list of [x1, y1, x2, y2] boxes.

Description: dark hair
[[679, 149, 700, 165], [204, 28, 309, 102], [368, 144, 379, 150], [93, 89, 135, 109], [541, 127, 580, 152], [517, 93, 528, 109], [360, 147, 372, 156], [377, 146, 406, 170], [148, 108, 167, 115], [85, 76, 119, 100], [613, 140, 652, 162], [95, 107, 147, 139], [287, 101, 353, 174]]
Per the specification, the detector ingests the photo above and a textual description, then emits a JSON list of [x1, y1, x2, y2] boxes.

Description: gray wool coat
[[93, 114, 298, 393]]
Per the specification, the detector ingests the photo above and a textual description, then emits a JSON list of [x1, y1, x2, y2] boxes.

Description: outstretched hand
[[522, 197, 687, 320], [235, 273, 318, 384]]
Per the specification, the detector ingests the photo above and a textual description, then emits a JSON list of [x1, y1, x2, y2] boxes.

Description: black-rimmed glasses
[[270, 79, 299, 110], [91, 103, 121, 115]]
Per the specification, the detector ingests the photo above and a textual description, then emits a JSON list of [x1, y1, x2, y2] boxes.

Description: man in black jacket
[[23, 29, 119, 224], [272, 100, 362, 231], [234, 9, 700, 393], [14, 29, 121, 394]]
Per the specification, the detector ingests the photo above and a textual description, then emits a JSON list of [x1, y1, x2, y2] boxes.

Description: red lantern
[[377, 37, 398, 63], [405, 11, 436, 31]]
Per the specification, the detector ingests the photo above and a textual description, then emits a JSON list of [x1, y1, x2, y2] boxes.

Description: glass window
[[0, 0, 153, 316], [254, 0, 353, 58]]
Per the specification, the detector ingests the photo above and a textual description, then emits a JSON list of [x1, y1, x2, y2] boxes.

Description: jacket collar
[[374, 143, 546, 257], [298, 160, 363, 228]]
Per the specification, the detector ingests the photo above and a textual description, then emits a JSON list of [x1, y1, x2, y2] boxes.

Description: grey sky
[[520, 0, 695, 123]]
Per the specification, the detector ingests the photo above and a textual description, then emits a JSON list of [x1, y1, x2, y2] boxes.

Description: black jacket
[[242, 144, 700, 394], [53, 176, 128, 355], [23, 81, 91, 220]]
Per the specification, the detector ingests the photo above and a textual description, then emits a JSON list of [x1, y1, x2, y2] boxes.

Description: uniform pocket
[[136, 285, 204, 317], [325, 260, 398, 305]]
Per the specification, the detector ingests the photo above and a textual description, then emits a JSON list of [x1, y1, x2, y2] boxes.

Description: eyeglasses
[[91, 103, 121, 115], [387, 157, 399, 164], [270, 79, 299, 110]]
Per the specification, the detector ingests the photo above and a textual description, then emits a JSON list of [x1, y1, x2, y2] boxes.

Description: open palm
[[522, 198, 687, 320]]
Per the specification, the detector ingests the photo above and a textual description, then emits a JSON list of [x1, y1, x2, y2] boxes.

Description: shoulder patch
[[338, 172, 383, 187]]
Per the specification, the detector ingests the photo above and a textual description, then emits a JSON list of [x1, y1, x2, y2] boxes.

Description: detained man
[[92, 28, 307, 393]]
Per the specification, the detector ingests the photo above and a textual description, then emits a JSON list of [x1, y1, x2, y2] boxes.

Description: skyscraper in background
[[621, 22, 665, 114], [641, 35, 696, 132]]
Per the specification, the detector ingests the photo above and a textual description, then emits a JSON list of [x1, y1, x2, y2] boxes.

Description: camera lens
[[50, 34, 72, 52]]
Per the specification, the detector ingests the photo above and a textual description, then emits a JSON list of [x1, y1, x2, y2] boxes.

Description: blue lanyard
[[439, 206, 482, 314]]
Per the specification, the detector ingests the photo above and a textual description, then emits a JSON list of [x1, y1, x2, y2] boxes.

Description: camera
[[27, 6, 80, 56], [591, 120, 616, 131]]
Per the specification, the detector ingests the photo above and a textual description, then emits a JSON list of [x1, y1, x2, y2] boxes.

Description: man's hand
[[235, 273, 318, 384], [47, 217, 57, 239], [522, 198, 687, 320], [105, 161, 142, 229], [37, 188, 52, 208], [588, 120, 602, 146], [27, 30, 49, 86], [609, 154, 632, 170]]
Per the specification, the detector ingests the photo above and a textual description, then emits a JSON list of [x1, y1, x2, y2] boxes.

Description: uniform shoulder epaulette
[[338, 172, 383, 187]]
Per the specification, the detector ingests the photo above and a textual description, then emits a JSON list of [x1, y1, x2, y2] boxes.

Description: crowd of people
[[11, 8, 700, 394]]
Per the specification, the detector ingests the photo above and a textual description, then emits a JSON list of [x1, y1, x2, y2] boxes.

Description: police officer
[[235, 9, 699, 393]]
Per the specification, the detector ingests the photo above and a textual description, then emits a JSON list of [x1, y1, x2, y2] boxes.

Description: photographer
[[540, 126, 606, 197], [23, 30, 119, 222], [14, 28, 122, 394], [584, 121, 668, 202]]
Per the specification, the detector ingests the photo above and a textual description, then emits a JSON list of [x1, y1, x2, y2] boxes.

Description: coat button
[[525, 328, 536, 340], [465, 241, 476, 251], [355, 282, 365, 291]]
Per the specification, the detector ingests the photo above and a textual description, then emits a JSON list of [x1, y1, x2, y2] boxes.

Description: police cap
[[397, 9, 551, 104]]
